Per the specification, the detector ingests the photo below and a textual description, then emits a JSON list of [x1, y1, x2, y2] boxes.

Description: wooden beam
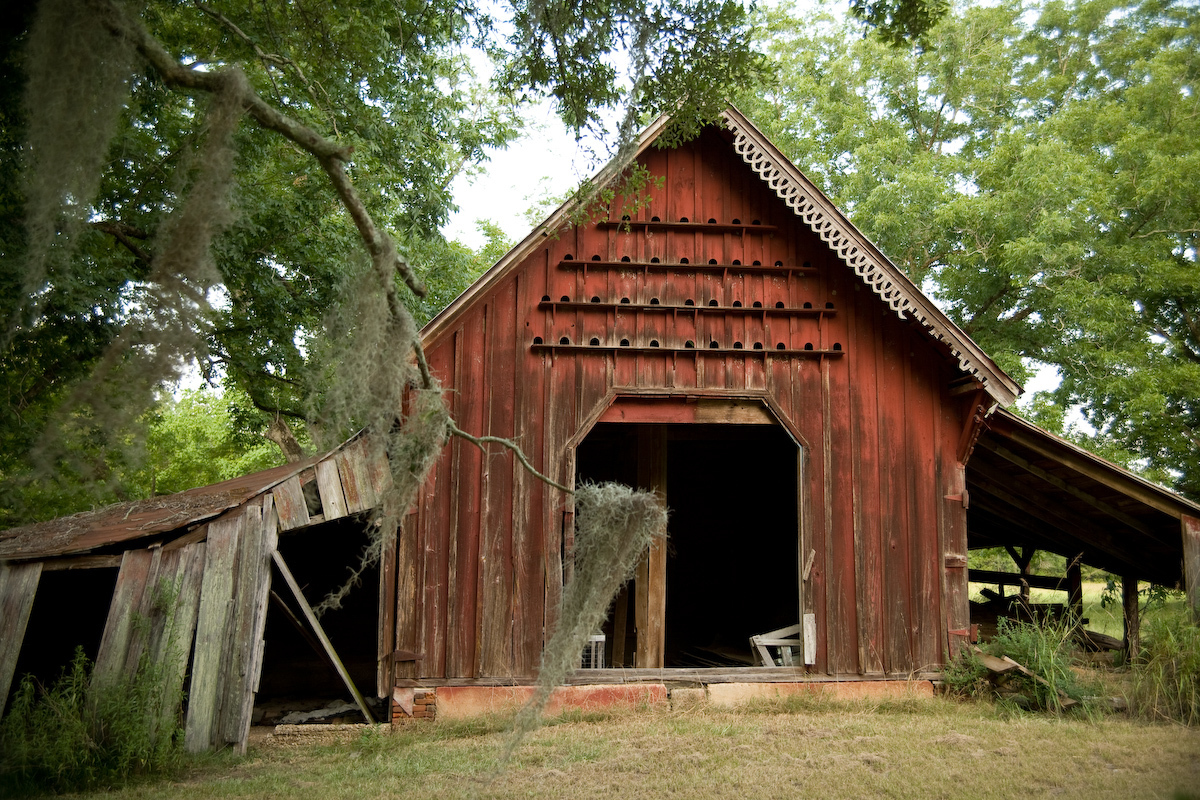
[[39, 554, 123, 571], [1066, 557, 1083, 624], [270, 549, 374, 723], [996, 425, 1190, 519], [1122, 575, 1140, 661], [968, 569, 1070, 592], [968, 463, 1167, 573], [977, 439, 1158, 537], [1184, 515, 1200, 623], [0, 562, 42, 719]]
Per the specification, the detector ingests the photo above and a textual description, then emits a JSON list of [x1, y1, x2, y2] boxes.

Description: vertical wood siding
[[411, 128, 968, 679]]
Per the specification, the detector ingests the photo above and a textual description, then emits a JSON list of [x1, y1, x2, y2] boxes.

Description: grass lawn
[[76, 694, 1200, 800]]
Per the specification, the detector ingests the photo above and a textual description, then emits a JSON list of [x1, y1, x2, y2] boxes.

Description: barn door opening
[[576, 421, 800, 669]]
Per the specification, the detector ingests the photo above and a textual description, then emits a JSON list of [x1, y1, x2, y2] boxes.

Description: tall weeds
[[1128, 614, 1200, 725], [0, 647, 184, 795]]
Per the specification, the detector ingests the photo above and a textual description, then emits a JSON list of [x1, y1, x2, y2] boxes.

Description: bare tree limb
[[447, 420, 573, 494]]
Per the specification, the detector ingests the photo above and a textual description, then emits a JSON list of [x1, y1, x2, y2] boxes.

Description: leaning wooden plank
[[0, 562, 43, 719], [271, 475, 310, 531], [92, 549, 156, 691], [315, 459, 349, 521], [271, 549, 374, 723], [221, 497, 280, 754], [184, 515, 241, 753], [147, 541, 206, 747], [216, 502, 265, 748]]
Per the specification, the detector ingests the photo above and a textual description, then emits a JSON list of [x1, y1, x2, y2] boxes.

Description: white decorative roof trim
[[725, 117, 1001, 395]]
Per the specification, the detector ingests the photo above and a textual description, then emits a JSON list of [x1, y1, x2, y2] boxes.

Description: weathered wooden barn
[[379, 106, 1198, 694], [4, 107, 1199, 744]]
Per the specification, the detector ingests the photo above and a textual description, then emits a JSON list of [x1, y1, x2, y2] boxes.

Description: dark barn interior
[[257, 515, 380, 703], [577, 422, 799, 668]]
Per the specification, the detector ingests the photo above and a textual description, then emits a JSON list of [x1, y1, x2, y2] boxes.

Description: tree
[[739, 0, 1200, 498], [0, 0, 760, 526]]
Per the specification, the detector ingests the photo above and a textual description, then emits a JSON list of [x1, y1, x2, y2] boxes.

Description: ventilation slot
[[752, 301, 763, 308], [591, 254, 601, 261], [708, 299, 719, 307], [753, 342, 764, 350], [732, 218, 741, 224], [775, 301, 785, 309], [621, 297, 631, 304], [620, 339, 630, 347], [541, 295, 551, 302], [651, 257, 660, 263], [733, 342, 743, 349], [680, 257, 690, 264], [651, 216, 661, 222], [561, 295, 571, 302], [533, 336, 543, 344], [684, 340, 695, 348], [590, 337, 600, 346], [649, 340, 660, 347], [679, 216, 689, 222], [620, 255, 631, 262], [732, 300, 742, 308], [684, 299, 695, 306], [826, 302, 835, 309], [709, 341, 720, 349], [776, 342, 786, 350], [804, 343, 814, 351], [707, 218, 717, 224], [560, 336, 571, 345], [590, 296, 601, 303], [564, 254, 574, 260], [833, 342, 842, 351], [732, 259, 741, 265], [650, 298, 660, 305], [803, 302, 813, 309]]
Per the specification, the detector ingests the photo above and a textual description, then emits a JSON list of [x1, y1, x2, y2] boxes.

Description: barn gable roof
[[423, 106, 1021, 406]]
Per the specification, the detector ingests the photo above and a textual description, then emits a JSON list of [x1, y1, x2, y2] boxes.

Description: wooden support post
[[1184, 515, 1200, 623], [271, 550, 374, 723], [1066, 556, 1083, 625], [634, 426, 667, 669], [611, 588, 628, 667], [1122, 575, 1140, 661]]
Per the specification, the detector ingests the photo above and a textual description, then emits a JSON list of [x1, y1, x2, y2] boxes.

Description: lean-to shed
[[0, 434, 391, 752]]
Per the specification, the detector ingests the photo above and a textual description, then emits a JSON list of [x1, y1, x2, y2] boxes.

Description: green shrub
[[0, 643, 184, 795], [1128, 614, 1200, 725], [942, 648, 990, 699], [985, 617, 1089, 713]]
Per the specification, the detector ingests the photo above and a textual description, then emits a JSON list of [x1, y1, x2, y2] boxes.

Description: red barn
[[383, 107, 1022, 690], [5, 108, 1200, 740]]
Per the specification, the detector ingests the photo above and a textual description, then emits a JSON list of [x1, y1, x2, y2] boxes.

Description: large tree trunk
[[265, 416, 304, 463]]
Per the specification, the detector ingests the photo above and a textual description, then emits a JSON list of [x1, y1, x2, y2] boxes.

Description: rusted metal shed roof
[[967, 409, 1200, 586], [0, 439, 356, 562]]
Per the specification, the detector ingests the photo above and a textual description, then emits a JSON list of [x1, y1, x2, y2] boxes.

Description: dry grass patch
[[62, 697, 1200, 800]]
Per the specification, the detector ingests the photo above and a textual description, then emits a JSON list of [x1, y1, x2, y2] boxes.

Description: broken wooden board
[[0, 561, 42, 718]]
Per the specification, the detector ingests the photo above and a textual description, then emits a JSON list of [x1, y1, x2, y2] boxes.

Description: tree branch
[[90, 220, 152, 264], [447, 419, 573, 494], [92, 0, 427, 300]]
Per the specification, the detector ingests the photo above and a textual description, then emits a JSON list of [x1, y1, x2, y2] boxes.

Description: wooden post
[[634, 426, 667, 668], [1066, 556, 1083, 625], [1184, 515, 1200, 623], [1122, 575, 1140, 661]]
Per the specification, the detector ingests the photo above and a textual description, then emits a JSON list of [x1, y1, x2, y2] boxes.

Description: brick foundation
[[390, 679, 933, 725], [392, 687, 438, 722]]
